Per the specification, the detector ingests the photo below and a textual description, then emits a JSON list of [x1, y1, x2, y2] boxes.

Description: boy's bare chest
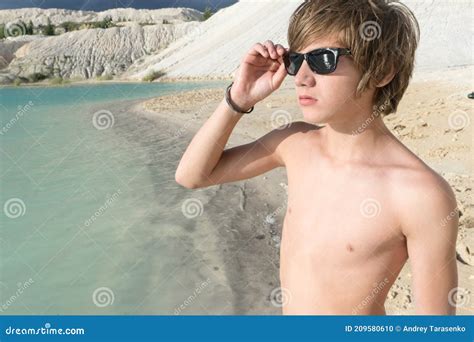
[[283, 163, 404, 259]]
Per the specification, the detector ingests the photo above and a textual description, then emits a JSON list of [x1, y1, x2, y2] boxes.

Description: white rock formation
[[6, 21, 202, 80], [0, 7, 203, 26], [0, 36, 43, 68]]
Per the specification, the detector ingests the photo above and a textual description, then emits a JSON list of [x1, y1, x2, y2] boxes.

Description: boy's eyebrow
[[295, 35, 347, 52], [296, 43, 349, 53]]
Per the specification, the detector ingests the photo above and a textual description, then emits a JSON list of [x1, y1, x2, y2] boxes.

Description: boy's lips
[[298, 95, 318, 105], [298, 95, 316, 100]]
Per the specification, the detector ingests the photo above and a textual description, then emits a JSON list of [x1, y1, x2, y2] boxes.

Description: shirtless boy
[[175, 0, 459, 315]]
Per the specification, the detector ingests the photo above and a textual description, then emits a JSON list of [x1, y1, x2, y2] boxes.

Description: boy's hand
[[231, 40, 288, 110]]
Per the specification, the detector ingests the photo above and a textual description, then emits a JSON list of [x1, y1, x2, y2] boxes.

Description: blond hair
[[288, 0, 420, 116]]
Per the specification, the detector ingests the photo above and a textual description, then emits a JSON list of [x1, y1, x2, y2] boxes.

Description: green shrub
[[69, 76, 84, 82], [142, 70, 165, 82], [96, 16, 114, 29], [139, 21, 155, 26], [203, 7, 214, 21], [26, 20, 34, 35], [27, 73, 47, 83], [49, 77, 64, 85], [60, 21, 80, 32], [42, 18, 55, 36], [97, 74, 113, 81]]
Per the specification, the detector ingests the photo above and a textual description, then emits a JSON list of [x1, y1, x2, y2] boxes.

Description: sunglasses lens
[[284, 53, 304, 76], [308, 51, 336, 74]]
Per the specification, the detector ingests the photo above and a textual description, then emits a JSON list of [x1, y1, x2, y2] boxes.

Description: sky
[[0, 0, 238, 12]]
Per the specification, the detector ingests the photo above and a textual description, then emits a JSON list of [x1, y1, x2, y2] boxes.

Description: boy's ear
[[376, 64, 396, 88]]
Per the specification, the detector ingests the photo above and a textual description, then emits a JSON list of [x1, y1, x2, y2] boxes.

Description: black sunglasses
[[283, 47, 351, 76]]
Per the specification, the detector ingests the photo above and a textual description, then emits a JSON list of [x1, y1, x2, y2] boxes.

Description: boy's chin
[[301, 110, 333, 125]]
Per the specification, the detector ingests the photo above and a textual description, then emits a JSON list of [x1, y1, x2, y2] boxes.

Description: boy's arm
[[175, 40, 289, 189], [401, 174, 459, 314], [175, 97, 288, 189]]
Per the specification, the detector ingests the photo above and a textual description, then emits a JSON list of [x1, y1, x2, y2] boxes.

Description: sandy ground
[[137, 65, 473, 315]]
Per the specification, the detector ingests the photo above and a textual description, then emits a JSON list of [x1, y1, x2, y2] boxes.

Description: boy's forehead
[[298, 35, 345, 53]]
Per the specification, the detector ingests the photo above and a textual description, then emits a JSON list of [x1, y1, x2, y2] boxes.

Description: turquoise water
[[0, 81, 241, 314]]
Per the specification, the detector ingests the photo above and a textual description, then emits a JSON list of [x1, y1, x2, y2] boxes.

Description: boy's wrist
[[227, 83, 255, 113]]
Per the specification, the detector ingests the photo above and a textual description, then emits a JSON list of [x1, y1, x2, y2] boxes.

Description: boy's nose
[[294, 60, 316, 87]]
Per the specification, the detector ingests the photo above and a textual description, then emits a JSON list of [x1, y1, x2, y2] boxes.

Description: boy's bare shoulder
[[273, 120, 322, 146], [393, 161, 455, 203], [386, 143, 453, 193], [270, 120, 322, 161], [385, 146, 457, 231], [275, 120, 322, 134]]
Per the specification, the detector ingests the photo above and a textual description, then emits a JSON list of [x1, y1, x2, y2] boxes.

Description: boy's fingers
[[275, 44, 286, 56], [249, 43, 269, 58], [258, 43, 270, 58], [263, 40, 278, 59], [272, 62, 287, 90]]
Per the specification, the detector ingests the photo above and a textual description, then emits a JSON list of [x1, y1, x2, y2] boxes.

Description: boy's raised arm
[[175, 41, 289, 189]]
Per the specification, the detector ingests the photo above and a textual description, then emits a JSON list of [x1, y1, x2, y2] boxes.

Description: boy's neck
[[319, 111, 393, 164]]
